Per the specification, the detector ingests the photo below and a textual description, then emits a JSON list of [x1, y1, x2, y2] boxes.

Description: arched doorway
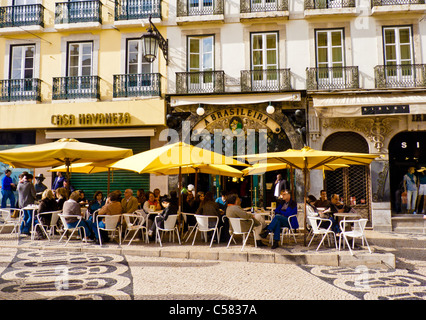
[[323, 132, 371, 222], [388, 131, 425, 214]]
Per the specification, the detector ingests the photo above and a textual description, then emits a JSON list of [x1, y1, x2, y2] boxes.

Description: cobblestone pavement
[[0, 230, 424, 302]]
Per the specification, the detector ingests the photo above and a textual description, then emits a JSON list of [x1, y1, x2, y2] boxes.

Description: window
[[10, 45, 35, 80], [127, 38, 153, 88], [188, 35, 214, 89], [68, 41, 93, 77], [188, 0, 214, 15], [250, 0, 278, 12], [383, 26, 414, 82], [315, 29, 345, 83], [251, 32, 278, 88]]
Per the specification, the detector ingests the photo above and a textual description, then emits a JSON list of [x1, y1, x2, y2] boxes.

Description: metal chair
[[192, 215, 220, 248], [58, 214, 87, 245], [338, 219, 371, 255], [181, 212, 197, 242], [0, 208, 23, 235], [155, 214, 181, 247], [34, 210, 62, 241], [227, 217, 256, 251], [96, 214, 122, 247], [280, 214, 298, 244], [307, 216, 337, 251], [122, 213, 146, 245]]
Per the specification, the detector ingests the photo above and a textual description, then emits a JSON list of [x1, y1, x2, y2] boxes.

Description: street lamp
[[141, 15, 169, 65], [266, 101, 275, 114]]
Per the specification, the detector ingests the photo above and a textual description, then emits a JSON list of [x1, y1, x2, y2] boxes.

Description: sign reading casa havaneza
[[51, 113, 131, 126]]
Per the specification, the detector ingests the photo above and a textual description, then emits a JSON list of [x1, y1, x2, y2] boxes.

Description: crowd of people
[[0, 169, 368, 250]]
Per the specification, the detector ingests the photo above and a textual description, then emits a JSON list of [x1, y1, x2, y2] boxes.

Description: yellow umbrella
[[109, 141, 248, 174], [146, 163, 243, 178], [239, 146, 381, 245], [242, 162, 349, 176], [49, 161, 115, 174], [0, 138, 133, 188]]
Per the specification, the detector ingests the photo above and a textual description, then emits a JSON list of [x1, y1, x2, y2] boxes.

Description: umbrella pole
[[65, 158, 71, 193], [303, 165, 308, 247], [107, 168, 111, 194]]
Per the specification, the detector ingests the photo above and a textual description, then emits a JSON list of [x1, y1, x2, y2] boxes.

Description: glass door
[[188, 0, 213, 15], [127, 39, 153, 91], [67, 42, 93, 93], [188, 36, 214, 92], [10, 44, 35, 97], [251, 32, 278, 91]]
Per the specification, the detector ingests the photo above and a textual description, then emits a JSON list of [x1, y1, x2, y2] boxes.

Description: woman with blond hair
[[35, 189, 59, 239]]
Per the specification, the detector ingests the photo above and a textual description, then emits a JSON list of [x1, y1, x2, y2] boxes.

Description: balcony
[[241, 69, 291, 92], [240, 0, 289, 21], [0, 4, 44, 33], [114, 0, 161, 27], [371, 0, 426, 14], [304, 0, 357, 17], [176, 71, 225, 94], [52, 76, 100, 100], [0, 79, 41, 103], [176, 0, 224, 24], [374, 64, 426, 89], [306, 66, 359, 90], [113, 73, 161, 98], [55, 0, 102, 30]]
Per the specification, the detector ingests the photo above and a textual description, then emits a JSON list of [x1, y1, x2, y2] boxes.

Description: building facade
[[0, 0, 169, 197], [165, 0, 426, 231]]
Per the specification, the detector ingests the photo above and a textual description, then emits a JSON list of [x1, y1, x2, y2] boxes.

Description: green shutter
[[67, 137, 150, 200]]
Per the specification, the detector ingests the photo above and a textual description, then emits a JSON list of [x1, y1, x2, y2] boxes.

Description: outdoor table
[[23, 204, 39, 240], [145, 211, 161, 243], [334, 212, 361, 248]]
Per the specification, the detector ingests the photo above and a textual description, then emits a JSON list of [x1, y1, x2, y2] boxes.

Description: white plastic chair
[[339, 219, 371, 255], [181, 212, 197, 242], [192, 215, 220, 248], [155, 214, 181, 247], [0, 208, 23, 235], [307, 216, 337, 251], [122, 213, 146, 245], [96, 214, 122, 247], [227, 217, 255, 251], [280, 214, 298, 244], [58, 214, 87, 245], [34, 210, 62, 241]]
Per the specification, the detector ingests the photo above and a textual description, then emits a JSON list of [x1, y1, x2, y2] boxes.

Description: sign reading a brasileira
[[193, 107, 281, 133]]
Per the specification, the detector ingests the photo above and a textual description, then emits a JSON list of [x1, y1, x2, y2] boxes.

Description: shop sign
[[193, 107, 281, 133], [361, 105, 409, 115], [51, 113, 131, 126]]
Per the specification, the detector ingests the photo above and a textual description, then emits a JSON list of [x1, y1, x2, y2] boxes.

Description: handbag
[[11, 185, 16, 191], [401, 192, 407, 204]]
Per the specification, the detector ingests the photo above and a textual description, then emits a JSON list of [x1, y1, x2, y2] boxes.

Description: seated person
[[215, 191, 227, 211], [62, 191, 94, 241], [261, 189, 298, 249], [314, 190, 331, 209], [226, 193, 266, 248], [88, 191, 105, 215], [136, 189, 146, 208], [182, 191, 197, 230], [77, 190, 88, 207], [55, 187, 68, 210], [306, 194, 319, 228], [148, 197, 178, 239], [35, 189, 59, 239], [93, 192, 123, 243], [121, 189, 139, 213], [316, 194, 342, 234], [329, 194, 352, 214], [196, 191, 224, 229], [142, 191, 162, 229]]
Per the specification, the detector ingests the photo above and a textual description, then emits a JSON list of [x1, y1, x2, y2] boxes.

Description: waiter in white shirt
[[273, 174, 287, 200]]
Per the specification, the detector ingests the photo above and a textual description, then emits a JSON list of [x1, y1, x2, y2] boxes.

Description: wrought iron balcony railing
[[304, 0, 355, 9], [55, 0, 102, 24], [176, 71, 225, 94], [374, 64, 426, 88], [371, 0, 424, 6], [306, 66, 359, 90], [52, 76, 100, 100], [113, 73, 161, 98], [0, 78, 41, 102], [0, 4, 44, 28], [240, 0, 288, 13], [241, 69, 291, 92], [115, 0, 161, 20], [177, 0, 224, 16]]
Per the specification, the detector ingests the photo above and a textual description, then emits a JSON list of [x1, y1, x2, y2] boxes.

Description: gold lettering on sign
[[52, 113, 131, 126]]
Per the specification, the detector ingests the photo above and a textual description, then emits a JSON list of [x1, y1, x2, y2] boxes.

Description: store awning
[[312, 93, 426, 118], [170, 92, 301, 107]]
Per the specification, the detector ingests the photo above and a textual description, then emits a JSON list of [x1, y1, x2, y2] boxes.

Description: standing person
[[260, 189, 298, 249], [403, 167, 418, 214], [18, 173, 37, 235], [1, 169, 16, 208], [273, 174, 287, 200], [52, 172, 65, 190], [34, 174, 48, 200], [226, 193, 266, 247], [416, 167, 426, 215]]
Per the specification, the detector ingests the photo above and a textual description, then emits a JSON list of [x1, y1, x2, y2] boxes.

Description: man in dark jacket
[[148, 197, 178, 239]]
